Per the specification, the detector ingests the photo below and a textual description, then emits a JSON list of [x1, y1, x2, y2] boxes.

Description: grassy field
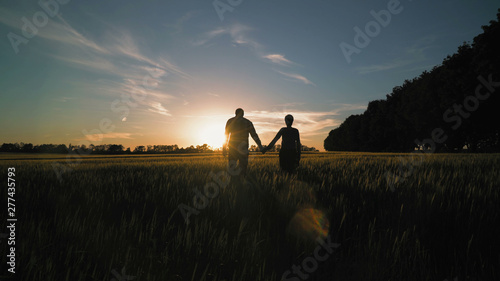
[[0, 152, 499, 281]]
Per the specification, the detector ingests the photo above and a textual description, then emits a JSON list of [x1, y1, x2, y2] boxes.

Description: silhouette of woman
[[262, 114, 301, 173]]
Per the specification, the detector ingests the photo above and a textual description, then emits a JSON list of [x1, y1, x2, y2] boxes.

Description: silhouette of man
[[223, 108, 263, 178], [262, 114, 301, 173]]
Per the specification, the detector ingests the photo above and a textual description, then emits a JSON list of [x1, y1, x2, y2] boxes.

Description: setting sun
[[196, 122, 226, 149]]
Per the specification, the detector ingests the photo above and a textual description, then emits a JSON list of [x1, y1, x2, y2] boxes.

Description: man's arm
[[296, 129, 301, 161], [223, 120, 231, 156], [248, 122, 263, 150]]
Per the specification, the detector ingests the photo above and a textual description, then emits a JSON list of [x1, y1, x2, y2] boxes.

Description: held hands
[[259, 145, 266, 154]]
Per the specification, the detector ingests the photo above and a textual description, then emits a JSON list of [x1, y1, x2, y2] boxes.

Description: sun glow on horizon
[[196, 122, 226, 149]]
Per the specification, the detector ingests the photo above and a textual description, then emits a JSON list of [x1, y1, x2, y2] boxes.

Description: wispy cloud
[[0, 7, 189, 83], [164, 10, 198, 35], [106, 31, 158, 66], [356, 59, 416, 74], [247, 110, 340, 143], [0, 9, 108, 54], [195, 24, 315, 84], [263, 53, 294, 66], [356, 37, 435, 74], [52, 97, 76, 103], [78, 132, 135, 142], [49, 53, 119, 74], [274, 70, 315, 86], [193, 24, 261, 51], [52, 28, 183, 79], [149, 102, 171, 116], [251, 103, 366, 138], [1, 10, 189, 121], [157, 57, 192, 80], [54, 16, 110, 54], [119, 78, 176, 101]]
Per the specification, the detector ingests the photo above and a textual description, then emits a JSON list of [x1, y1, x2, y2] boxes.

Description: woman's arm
[[266, 128, 283, 150]]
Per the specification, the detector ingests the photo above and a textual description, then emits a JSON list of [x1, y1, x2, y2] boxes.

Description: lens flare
[[286, 208, 330, 245]]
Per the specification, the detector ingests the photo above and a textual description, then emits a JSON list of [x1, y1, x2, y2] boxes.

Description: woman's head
[[285, 114, 294, 127]]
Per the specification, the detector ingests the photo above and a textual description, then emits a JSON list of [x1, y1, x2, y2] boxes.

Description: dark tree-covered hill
[[325, 9, 500, 152]]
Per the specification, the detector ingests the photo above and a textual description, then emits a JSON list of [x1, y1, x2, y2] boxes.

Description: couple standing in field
[[222, 108, 301, 178]]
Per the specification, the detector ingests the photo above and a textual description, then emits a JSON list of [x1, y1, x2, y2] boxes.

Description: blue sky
[[0, 0, 498, 150]]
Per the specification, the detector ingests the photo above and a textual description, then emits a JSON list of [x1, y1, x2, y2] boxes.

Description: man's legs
[[238, 152, 249, 178], [228, 141, 249, 182], [227, 147, 240, 184], [227, 149, 248, 183]]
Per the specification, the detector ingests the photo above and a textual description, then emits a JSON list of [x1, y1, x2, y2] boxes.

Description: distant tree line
[[325, 9, 500, 152], [0, 143, 69, 153], [0, 142, 318, 154], [0, 143, 213, 154], [250, 144, 318, 152]]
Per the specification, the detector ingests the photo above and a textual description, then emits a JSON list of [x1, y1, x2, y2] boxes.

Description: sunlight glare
[[197, 122, 226, 149]]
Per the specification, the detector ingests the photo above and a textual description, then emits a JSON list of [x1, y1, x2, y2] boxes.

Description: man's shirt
[[225, 116, 260, 146]]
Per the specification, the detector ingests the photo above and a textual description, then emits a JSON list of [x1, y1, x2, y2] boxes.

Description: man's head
[[285, 114, 294, 127], [235, 108, 244, 117]]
